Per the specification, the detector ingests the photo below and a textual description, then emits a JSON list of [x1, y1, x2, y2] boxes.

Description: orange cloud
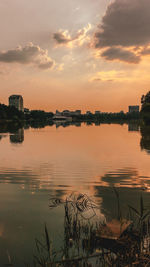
[[53, 24, 92, 48]]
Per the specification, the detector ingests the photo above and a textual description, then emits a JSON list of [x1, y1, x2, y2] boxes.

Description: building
[[56, 110, 81, 117], [128, 105, 140, 113], [9, 95, 24, 112]]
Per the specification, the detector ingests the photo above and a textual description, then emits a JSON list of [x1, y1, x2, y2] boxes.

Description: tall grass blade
[[140, 195, 144, 218], [142, 210, 150, 221], [44, 224, 50, 252], [128, 205, 140, 217]]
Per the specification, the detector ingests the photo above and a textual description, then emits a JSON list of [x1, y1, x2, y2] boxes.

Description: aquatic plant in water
[[30, 192, 150, 267]]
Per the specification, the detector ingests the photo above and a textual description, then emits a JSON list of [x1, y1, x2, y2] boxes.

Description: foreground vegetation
[[7, 192, 149, 267]]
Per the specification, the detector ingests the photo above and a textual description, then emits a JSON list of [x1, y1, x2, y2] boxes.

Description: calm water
[[0, 122, 150, 265]]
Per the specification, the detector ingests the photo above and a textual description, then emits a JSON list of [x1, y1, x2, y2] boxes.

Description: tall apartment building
[[9, 95, 24, 112]]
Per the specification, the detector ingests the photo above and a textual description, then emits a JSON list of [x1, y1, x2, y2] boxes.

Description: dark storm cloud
[[94, 0, 150, 48], [101, 47, 141, 64], [0, 43, 54, 69]]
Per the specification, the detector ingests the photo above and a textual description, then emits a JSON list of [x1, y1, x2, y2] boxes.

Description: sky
[[0, 0, 150, 112]]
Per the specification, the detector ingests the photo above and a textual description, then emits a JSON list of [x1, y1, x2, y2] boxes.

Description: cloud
[[101, 47, 141, 64], [0, 43, 54, 69], [56, 63, 64, 71], [94, 0, 150, 48], [90, 70, 127, 82], [141, 47, 150, 55], [53, 32, 71, 44], [53, 24, 92, 47], [93, 0, 150, 64], [92, 78, 102, 82]]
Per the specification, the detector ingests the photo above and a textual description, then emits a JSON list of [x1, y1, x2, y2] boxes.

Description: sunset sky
[[0, 0, 150, 112]]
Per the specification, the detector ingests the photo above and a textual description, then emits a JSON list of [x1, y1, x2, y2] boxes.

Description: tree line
[[0, 104, 24, 121]]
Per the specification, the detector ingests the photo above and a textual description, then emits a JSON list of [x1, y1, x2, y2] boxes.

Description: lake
[[0, 122, 150, 265]]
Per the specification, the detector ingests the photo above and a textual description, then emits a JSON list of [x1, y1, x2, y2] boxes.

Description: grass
[[6, 191, 150, 267], [30, 192, 150, 267]]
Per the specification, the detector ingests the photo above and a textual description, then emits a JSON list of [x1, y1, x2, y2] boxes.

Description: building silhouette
[[9, 95, 24, 111], [128, 105, 139, 113]]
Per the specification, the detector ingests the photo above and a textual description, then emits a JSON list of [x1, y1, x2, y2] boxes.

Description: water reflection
[[93, 166, 150, 219], [0, 167, 70, 194], [100, 167, 150, 190], [0, 121, 143, 133], [0, 122, 23, 133], [94, 185, 150, 221], [55, 121, 81, 128], [0, 121, 142, 143], [128, 122, 139, 132], [0, 134, 7, 141], [0, 124, 24, 144], [10, 128, 24, 144], [140, 124, 150, 153], [0, 123, 149, 266]]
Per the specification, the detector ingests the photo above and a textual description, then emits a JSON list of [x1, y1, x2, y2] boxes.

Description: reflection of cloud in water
[[0, 167, 69, 199], [99, 167, 150, 191], [93, 185, 150, 221], [94, 167, 150, 220]]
